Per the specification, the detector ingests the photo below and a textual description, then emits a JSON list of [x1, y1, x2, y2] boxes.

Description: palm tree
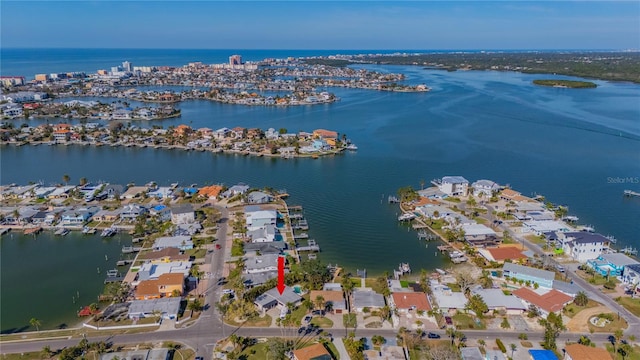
[[614, 329, 624, 355], [79, 177, 88, 186], [40, 345, 52, 359], [314, 295, 325, 316], [446, 327, 455, 346], [62, 174, 70, 185], [510, 343, 517, 358], [30, 317, 41, 332]]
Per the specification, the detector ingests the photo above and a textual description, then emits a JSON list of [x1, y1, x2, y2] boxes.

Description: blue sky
[[2, 1, 639, 49]]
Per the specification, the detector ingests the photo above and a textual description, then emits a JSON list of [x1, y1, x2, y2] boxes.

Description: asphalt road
[[1, 202, 637, 357]]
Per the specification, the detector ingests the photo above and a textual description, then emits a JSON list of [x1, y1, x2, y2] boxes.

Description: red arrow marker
[[277, 256, 285, 295]]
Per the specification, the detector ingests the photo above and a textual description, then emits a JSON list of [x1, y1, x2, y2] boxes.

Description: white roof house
[[523, 220, 572, 235], [246, 209, 277, 229], [435, 176, 469, 196], [431, 284, 468, 311], [152, 235, 193, 250], [128, 297, 181, 319], [471, 287, 527, 314], [471, 179, 500, 197], [137, 261, 192, 281]]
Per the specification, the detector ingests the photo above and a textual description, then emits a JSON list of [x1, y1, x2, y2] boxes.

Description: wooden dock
[[293, 232, 309, 239], [24, 227, 42, 235], [296, 239, 320, 252]]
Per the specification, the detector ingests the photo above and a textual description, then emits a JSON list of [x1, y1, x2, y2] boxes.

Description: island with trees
[[532, 79, 597, 88]]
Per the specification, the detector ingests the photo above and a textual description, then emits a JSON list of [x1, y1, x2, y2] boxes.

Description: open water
[[1, 49, 639, 332]]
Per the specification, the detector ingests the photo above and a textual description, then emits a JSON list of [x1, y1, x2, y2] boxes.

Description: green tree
[[538, 312, 566, 351], [30, 317, 41, 332], [614, 329, 624, 356], [40, 345, 52, 359], [501, 317, 511, 329], [466, 294, 489, 317], [342, 274, 355, 312], [371, 334, 386, 346], [79, 177, 88, 186], [314, 295, 326, 316], [510, 343, 517, 359], [574, 291, 589, 306], [62, 174, 70, 185]]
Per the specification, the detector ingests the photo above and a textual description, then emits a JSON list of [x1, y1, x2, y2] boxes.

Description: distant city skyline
[[1, 1, 639, 50]]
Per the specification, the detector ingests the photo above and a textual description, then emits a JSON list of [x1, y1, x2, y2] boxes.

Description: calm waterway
[[1, 50, 639, 332]]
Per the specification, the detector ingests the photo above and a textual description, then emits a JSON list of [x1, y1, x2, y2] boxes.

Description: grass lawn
[[520, 341, 533, 348], [239, 342, 269, 360], [226, 314, 272, 327], [563, 299, 601, 318], [589, 315, 628, 332], [605, 344, 640, 360], [325, 341, 341, 360], [184, 248, 207, 258], [365, 321, 383, 328], [616, 297, 640, 318], [452, 313, 486, 330], [310, 317, 334, 328]]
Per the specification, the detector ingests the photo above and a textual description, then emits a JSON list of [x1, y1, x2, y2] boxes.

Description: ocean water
[[1, 48, 639, 332]]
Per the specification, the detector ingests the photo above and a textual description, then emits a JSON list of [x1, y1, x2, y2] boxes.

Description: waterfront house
[[137, 261, 192, 281], [2, 103, 23, 118], [523, 220, 571, 236], [512, 287, 572, 316], [153, 236, 193, 251], [433, 176, 469, 196], [53, 129, 71, 142], [265, 128, 279, 140], [389, 292, 431, 313], [587, 253, 639, 277], [352, 289, 385, 313], [32, 186, 55, 199], [148, 186, 173, 200], [415, 204, 451, 219], [309, 290, 347, 314], [47, 185, 75, 199], [478, 246, 528, 264], [247, 224, 277, 243], [417, 187, 448, 200], [247, 191, 273, 204], [128, 297, 181, 320], [244, 254, 281, 274], [460, 223, 499, 247], [292, 343, 333, 360], [312, 129, 338, 140], [500, 189, 522, 202], [254, 286, 302, 311], [214, 127, 230, 140], [91, 209, 121, 222], [171, 204, 195, 224], [120, 204, 147, 220], [112, 109, 132, 120], [564, 343, 612, 360], [134, 273, 185, 300], [431, 283, 467, 312], [139, 248, 190, 263], [470, 287, 527, 314], [231, 126, 246, 139], [121, 186, 148, 199], [60, 207, 96, 225], [559, 232, 609, 263], [471, 179, 500, 197], [245, 208, 278, 230], [502, 263, 555, 288], [198, 185, 223, 199], [222, 183, 250, 198], [244, 241, 287, 256]]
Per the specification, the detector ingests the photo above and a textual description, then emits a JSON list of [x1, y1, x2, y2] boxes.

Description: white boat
[[54, 228, 69, 236], [562, 215, 579, 222], [346, 144, 358, 151], [398, 213, 416, 221], [435, 268, 447, 275], [100, 228, 116, 237]]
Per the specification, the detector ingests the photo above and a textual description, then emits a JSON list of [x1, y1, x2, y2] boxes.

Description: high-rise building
[[229, 55, 242, 66], [122, 61, 132, 72]]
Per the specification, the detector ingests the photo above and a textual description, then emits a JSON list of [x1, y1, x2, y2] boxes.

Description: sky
[[1, 1, 639, 50]]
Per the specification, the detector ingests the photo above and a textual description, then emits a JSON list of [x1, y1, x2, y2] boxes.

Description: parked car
[[427, 332, 441, 339], [303, 315, 313, 324], [312, 310, 325, 316], [444, 316, 453, 325], [215, 244, 221, 249], [222, 289, 235, 295]]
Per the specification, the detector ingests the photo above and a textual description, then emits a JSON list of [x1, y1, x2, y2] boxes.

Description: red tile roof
[[565, 344, 612, 360], [486, 247, 528, 262], [391, 292, 431, 311], [512, 287, 572, 314]]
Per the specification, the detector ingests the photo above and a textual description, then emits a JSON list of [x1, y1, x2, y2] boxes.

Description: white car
[[222, 289, 235, 295]]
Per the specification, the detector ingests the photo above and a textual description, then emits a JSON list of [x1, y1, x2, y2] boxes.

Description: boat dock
[[388, 195, 399, 204], [54, 228, 69, 236], [417, 230, 438, 241], [116, 260, 133, 266], [293, 232, 309, 239], [292, 219, 309, 230], [296, 239, 320, 252], [624, 190, 640, 197], [24, 227, 43, 235], [0, 228, 10, 236], [289, 213, 305, 220], [121, 246, 141, 254], [393, 263, 411, 279]]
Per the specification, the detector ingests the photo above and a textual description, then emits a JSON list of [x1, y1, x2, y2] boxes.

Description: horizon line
[[1, 47, 635, 52]]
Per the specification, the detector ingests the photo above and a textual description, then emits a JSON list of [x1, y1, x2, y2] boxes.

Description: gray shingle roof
[[503, 263, 555, 282]]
